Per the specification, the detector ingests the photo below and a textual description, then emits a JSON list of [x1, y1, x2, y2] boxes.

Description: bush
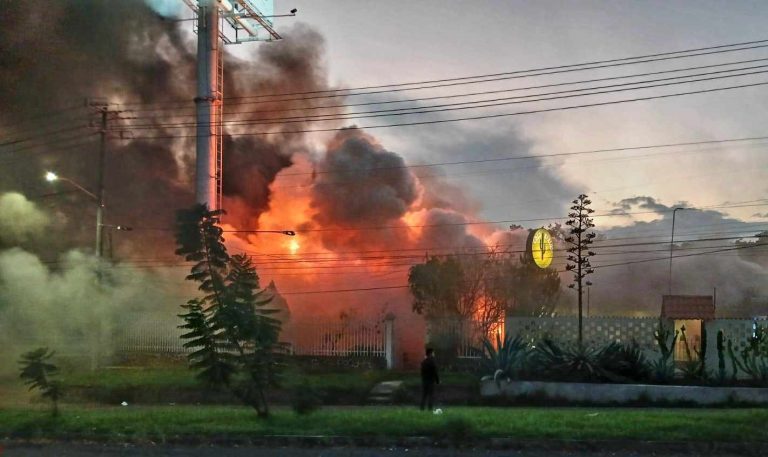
[[19, 348, 62, 417], [290, 380, 323, 415]]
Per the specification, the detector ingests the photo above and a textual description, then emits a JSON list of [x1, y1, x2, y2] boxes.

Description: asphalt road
[[0, 444, 749, 457]]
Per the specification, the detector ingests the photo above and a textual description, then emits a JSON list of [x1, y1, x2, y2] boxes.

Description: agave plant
[[533, 338, 615, 382], [480, 333, 529, 384], [598, 340, 652, 382]]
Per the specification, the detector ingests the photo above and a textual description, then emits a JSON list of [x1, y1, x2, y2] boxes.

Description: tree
[[18, 348, 62, 417], [564, 194, 596, 345], [487, 254, 562, 317], [175, 204, 283, 417], [409, 252, 504, 359], [409, 255, 465, 320]]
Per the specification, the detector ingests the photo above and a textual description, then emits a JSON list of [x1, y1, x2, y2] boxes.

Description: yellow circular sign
[[530, 228, 554, 268]]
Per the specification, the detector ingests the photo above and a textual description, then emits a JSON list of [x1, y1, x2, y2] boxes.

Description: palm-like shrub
[[176, 204, 284, 417], [480, 333, 528, 383], [19, 348, 62, 417]]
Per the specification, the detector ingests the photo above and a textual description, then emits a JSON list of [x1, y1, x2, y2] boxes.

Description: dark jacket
[[420, 356, 440, 385]]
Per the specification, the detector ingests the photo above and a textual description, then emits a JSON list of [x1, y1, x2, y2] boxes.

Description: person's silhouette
[[420, 347, 440, 410]]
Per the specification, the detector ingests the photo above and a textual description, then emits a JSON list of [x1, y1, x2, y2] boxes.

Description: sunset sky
[[265, 0, 768, 228]]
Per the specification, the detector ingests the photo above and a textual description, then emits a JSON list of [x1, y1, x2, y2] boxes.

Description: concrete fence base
[[481, 379, 768, 405]]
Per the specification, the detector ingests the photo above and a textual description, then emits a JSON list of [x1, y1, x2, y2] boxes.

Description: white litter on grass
[[433, 408, 443, 415], [586, 412, 599, 417], [121, 401, 128, 406]]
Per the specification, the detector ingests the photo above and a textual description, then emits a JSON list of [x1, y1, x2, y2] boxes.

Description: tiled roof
[[661, 295, 715, 320]]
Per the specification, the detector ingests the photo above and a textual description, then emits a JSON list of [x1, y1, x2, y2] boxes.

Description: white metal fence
[[284, 320, 387, 358], [110, 316, 392, 363]]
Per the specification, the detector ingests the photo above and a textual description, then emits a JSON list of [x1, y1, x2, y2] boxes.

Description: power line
[[276, 134, 768, 178], [113, 80, 768, 139], [94, 243, 768, 295], [0, 104, 88, 130], [118, 57, 768, 119], [110, 38, 768, 111], [116, 66, 768, 129]]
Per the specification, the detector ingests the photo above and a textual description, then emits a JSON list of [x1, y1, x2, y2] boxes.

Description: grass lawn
[[0, 365, 479, 407], [1, 405, 766, 442], [59, 366, 476, 390]]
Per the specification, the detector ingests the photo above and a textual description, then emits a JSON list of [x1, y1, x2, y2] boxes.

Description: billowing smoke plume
[[3, 0, 766, 373], [583, 196, 768, 316], [306, 128, 419, 250], [0, 192, 49, 246]]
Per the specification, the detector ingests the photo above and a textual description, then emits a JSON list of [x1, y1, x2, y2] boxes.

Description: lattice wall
[[704, 318, 767, 379], [506, 316, 659, 351]]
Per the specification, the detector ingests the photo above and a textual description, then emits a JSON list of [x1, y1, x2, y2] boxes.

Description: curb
[[4, 436, 768, 454]]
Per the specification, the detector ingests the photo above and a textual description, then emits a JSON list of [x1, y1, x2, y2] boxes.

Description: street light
[[44, 171, 105, 257], [45, 171, 99, 201], [668, 207, 689, 295]]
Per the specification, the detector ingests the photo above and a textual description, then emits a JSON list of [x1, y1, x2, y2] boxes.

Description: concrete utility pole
[[668, 207, 687, 295], [96, 107, 108, 257], [183, 0, 287, 211], [194, 0, 223, 211]]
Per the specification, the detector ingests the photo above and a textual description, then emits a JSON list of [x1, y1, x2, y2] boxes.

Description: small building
[[661, 295, 715, 361], [265, 280, 291, 324]]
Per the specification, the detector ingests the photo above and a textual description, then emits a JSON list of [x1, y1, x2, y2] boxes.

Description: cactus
[[717, 330, 727, 382], [727, 339, 741, 382], [652, 318, 678, 382]]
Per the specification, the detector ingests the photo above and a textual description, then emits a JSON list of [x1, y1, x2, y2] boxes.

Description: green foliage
[[409, 256, 464, 319], [18, 348, 62, 417], [290, 380, 323, 415], [728, 324, 768, 385], [564, 194, 597, 345], [178, 298, 237, 386], [652, 319, 678, 383], [532, 339, 615, 382], [486, 255, 561, 317], [175, 204, 284, 417], [601, 340, 652, 382], [441, 415, 477, 443], [678, 325, 707, 381], [726, 339, 740, 382], [480, 333, 529, 383]]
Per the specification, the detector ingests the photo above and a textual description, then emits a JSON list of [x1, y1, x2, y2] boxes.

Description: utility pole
[[96, 107, 108, 258], [668, 207, 686, 295], [182, 0, 286, 212], [195, 0, 223, 211]]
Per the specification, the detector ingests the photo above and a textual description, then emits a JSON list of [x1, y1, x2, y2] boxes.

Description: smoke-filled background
[[2, 0, 768, 370]]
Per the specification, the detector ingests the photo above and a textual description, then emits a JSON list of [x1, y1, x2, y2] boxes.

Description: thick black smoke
[[0, 1, 332, 258], [307, 128, 420, 250]]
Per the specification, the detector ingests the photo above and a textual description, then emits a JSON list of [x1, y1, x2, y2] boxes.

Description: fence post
[[384, 313, 395, 370]]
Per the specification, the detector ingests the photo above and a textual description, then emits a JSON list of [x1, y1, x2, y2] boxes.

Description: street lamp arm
[[59, 176, 99, 202], [222, 229, 296, 236]]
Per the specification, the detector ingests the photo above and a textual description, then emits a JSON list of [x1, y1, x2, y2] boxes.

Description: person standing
[[420, 347, 440, 411]]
